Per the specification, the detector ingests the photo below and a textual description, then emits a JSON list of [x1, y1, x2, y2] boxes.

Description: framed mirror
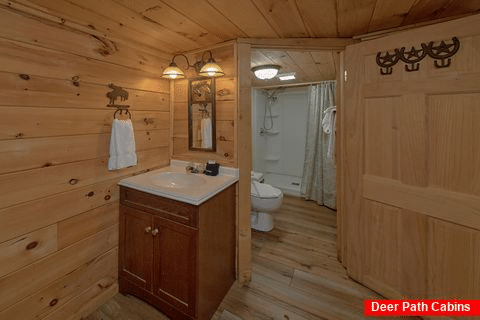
[[188, 78, 216, 151]]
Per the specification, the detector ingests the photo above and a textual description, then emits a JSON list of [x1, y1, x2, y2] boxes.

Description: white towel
[[322, 106, 336, 163], [322, 106, 336, 134], [108, 119, 137, 170], [201, 118, 212, 149]]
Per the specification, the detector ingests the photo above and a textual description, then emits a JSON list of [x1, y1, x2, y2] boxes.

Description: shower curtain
[[301, 81, 336, 209]]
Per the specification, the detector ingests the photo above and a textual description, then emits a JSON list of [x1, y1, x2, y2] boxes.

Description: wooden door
[[342, 14, 480, 300], [119, 206, 153, 291], [152, 216, 197, 317]]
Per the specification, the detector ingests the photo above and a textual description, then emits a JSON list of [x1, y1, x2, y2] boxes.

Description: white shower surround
[[252, 87, 309, 195]]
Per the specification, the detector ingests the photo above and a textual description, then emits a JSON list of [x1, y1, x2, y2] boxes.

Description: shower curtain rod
[[254, 80, 335, 90]]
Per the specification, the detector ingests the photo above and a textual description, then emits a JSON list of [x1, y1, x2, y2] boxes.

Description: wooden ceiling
[[13, 0, 480, 57], [11, 0, 480, 87]]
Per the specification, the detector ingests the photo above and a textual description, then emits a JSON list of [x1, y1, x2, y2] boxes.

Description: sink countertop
[[118, 160, 239, 205]]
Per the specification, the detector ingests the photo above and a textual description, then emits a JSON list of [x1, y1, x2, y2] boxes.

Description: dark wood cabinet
[[119, 184, 236, 320]]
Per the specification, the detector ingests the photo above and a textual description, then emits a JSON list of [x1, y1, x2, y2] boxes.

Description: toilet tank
[[251, 171, 264, 183]]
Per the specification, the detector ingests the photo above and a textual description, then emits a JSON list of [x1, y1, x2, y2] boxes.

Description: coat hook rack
[[376, 37, 460, 75], [106, 83, 131, 119]]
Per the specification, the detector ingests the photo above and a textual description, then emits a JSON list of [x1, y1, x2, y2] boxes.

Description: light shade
[[199, 59, 225, 77], [162, 62, 185, 79], [252, 65, 281, 80]]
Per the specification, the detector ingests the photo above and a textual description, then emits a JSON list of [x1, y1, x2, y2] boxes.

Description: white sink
[[118, 160, 238, 205], [151, 172, 207, 189]]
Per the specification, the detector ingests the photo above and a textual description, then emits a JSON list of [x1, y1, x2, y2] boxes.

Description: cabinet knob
[[145, 226, 152, 233], [151, 228, 159, 236]]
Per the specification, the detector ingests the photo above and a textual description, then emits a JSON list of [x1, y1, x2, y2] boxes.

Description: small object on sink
[[205, 160, 219, 176]]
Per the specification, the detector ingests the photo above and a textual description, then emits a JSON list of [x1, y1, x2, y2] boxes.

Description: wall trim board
[[236, 41, 252, 284], [237, 37, 358, 50], [356, 12, 480, 41]]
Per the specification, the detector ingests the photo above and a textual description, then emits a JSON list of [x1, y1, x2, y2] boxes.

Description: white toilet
[[251, 172, 283, 232]]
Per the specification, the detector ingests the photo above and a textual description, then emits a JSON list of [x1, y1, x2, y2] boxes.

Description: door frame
[[235, 38, 356, 283]]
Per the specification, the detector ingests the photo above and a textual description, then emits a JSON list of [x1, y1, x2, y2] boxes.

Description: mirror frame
[[188, 77, 216, 152]]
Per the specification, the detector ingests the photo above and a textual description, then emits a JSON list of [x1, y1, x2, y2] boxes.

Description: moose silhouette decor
[[106, 83, 131, 119]]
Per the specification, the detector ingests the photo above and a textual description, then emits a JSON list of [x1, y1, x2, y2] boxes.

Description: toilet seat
[[251, 181, 282, 199]]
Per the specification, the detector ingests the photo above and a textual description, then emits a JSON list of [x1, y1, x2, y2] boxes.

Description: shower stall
[[252, 86, 310, 196]]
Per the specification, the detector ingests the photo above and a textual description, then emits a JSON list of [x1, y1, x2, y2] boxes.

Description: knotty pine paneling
[[0, 6, 171, 73], [0, 178, 118, 244], [0, 225, 58, 278], [0, 148, 168, 208], [0, 38, 166, 92], [0, 106, 169, 140], [58, 203, 120, 249], [0, 225, 118, 311], [0, 72, 169, 111], [13, 0, 199, 53], [0, 129, 168, 174], [0, 4, 170, 319], [0, 248, 117, 320], [171, 43, 237, 167]]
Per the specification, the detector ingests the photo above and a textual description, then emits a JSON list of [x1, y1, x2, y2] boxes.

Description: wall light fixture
[[162, 50, 225, 79]]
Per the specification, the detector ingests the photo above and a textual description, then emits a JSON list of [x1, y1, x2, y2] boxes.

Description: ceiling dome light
[[162, 61, 185, 79], [252, 65, 281, 80], [199, 58, 225, 77]]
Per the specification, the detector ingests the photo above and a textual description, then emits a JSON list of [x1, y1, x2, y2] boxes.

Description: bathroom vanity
[[117, 161, 238, 320]]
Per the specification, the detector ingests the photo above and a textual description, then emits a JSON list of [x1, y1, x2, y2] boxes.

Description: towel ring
[[113, 109, 131, 120]]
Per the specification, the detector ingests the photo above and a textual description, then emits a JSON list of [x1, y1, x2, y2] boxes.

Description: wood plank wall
[[172, 43, 237, 167], [0, 4, 170, 320]]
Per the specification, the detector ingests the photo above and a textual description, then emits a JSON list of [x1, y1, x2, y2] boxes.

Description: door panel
[[119, 206, 153, 290], [427, 219, 480, 299], [152, 217, 197, 316], [428, 93, 480, 195], [364, 97, 400, 179], [343, 13, 480, 300]]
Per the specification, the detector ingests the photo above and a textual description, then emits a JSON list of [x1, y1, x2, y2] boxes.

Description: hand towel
[[322, 106, 336, 163], [108, 119, 137, 170], [322, 106, 336, 134], [201, 118, 212, 149]]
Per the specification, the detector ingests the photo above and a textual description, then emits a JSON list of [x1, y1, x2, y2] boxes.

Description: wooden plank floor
[[86, 195, 387, 320]]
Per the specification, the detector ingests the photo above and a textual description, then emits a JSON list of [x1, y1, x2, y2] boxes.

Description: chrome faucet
[[186, 162, 206, 174], [186, 163, 202, 174]]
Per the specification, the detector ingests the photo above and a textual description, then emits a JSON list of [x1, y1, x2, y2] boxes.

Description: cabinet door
[[152, 217, 197, 317], [119, 206, 153, 290]]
